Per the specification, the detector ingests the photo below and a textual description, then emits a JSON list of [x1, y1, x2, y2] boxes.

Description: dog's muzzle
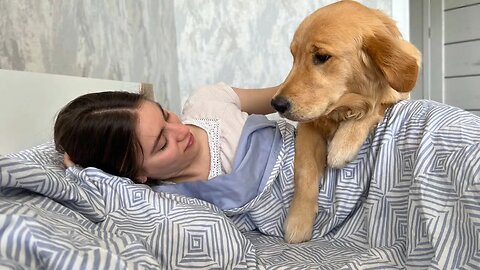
[[271, 96, 291, 114]]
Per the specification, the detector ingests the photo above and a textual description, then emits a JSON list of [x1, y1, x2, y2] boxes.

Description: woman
[[55, 83, 280, 185]]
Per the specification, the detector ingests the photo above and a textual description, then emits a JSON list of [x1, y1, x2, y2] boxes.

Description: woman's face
[[135, 100, 200, 182]]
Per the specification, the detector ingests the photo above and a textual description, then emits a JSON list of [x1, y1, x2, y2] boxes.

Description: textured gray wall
[[173, 0, 394, 105], [0, 0, 398, 113], [0, 0, 180, 112]]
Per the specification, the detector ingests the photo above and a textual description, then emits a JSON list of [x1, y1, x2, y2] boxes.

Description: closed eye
[[159, 139, 168, 151], [159, 112, 170, 151], [152, 105, 170, 153], [163, 111, 170, 122], [312, 52, 331, 65]]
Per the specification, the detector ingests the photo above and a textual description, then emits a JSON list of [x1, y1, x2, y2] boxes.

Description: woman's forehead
[[136, 101, 164, 138]]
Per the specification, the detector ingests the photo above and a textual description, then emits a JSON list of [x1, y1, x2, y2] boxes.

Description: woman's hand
[[63, 152, 75, 168]]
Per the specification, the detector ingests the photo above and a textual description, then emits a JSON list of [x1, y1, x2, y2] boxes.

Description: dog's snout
[[271, 96, 291, 114]]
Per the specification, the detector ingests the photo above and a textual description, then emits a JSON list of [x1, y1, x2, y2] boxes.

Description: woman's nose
[[167, 123, 190, 140]]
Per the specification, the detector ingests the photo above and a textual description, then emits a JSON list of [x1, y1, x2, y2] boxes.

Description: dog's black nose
[[271, 96, 291, 114]]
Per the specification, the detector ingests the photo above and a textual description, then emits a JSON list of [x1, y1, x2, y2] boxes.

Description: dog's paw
[[327, 142, 356, 168], [284, 214, 314, 244], [283, 201, 317, 244]]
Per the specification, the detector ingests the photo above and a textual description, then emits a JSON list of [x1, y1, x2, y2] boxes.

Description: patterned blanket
[[1, 100, 479, 269]]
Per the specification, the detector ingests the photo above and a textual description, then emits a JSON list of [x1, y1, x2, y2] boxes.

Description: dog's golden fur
[[271, 0, 421, 243]]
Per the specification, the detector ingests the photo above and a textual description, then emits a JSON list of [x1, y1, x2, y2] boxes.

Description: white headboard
[[0, 69, 154, 155]]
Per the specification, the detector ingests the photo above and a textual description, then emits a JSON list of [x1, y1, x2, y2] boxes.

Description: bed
[[1, 69, 480, 269]]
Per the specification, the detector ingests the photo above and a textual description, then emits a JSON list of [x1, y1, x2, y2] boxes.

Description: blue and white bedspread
[[226, 100, 480, 269], [1, 100, 480, 269]]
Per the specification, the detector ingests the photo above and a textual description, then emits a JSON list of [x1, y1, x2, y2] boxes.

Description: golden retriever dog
[[271, 0, 421, 244]]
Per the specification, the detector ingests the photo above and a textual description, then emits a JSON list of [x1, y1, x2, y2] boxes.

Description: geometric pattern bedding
[[0, 143, 256, 269], [1, 99, 480, 269], [227, 100, 480, 269]]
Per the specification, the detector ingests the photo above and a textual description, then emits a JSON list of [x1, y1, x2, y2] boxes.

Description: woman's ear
[[136, 175, 148, 183], [63, 152, 75, 167]]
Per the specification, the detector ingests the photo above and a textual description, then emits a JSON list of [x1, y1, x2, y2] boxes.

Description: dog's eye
[[312, 53, 331, 65]]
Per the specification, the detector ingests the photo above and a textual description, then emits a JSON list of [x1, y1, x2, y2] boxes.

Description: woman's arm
[[231, 85, 281, 115]]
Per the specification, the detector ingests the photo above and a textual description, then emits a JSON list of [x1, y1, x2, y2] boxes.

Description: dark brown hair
[[54, 91, 150, 181]]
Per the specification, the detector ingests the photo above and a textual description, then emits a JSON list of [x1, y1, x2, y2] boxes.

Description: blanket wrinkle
[[0, 151, 106, 223]]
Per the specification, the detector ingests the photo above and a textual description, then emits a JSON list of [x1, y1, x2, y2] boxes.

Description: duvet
[[1, 100, 479, 269]]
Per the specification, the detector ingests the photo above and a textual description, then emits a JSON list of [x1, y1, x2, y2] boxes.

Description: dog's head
[[271, 0, 421, 122]]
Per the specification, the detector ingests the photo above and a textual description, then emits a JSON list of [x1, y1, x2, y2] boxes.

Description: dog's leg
[[284, 121, 327, 243], [328, 115, 380, 168]]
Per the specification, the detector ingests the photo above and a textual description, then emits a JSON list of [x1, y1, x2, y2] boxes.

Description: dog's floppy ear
[[364, 33, 420, 92]]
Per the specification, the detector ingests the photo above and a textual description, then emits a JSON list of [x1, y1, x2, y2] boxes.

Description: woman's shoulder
[[182, 82, 246, 121], [184, 82, 239, 108]]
